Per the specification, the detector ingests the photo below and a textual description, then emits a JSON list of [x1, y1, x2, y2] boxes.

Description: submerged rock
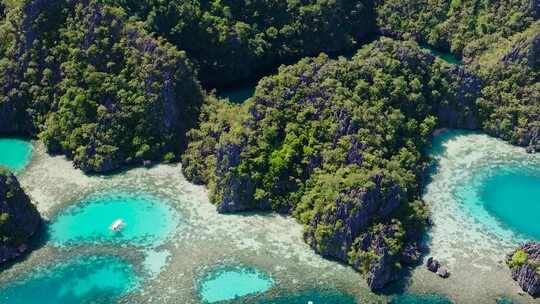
[[507, 242, 540, 297], [427, 257, 441, 273], [0, 168, 41, 264]]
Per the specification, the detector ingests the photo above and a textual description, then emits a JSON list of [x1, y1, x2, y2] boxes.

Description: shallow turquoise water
[[0, 138, 32, 172], [479, 166, 540, 239], [390, 293, 453, 304], [258, 290, 356, 304], [198, 265, 273, 303], [48, 191, 179, 247], [217, 86, 255, 103], [0, 255, 138, 304]]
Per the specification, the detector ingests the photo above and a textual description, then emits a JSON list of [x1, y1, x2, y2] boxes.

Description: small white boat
[[110, 219, 125, 232], [308, 301, 314, 304]]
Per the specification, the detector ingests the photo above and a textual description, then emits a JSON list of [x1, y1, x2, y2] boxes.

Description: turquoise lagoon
[[0, 255, 138, 304], [198, 265, 274, 303], [450, 150, 540, 241], [48, 191, 179, 247], [0, 138, 32, 172], [478, 166, 540, 239]]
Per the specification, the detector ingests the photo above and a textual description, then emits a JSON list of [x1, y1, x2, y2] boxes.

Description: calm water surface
[[0, 138, 32, 172], [48, 191, 179, 247], [0, 255, 138, 304], [198, 265, 273, 303]]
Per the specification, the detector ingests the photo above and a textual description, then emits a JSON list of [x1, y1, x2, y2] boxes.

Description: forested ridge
[[116, 0, 377, 87], [182, 39, 481, 289], [0, 0, 539, 290]]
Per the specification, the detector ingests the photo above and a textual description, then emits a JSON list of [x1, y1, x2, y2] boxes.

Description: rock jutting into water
[[506, 242, 540, 296], [183, 38, 484, 290], [0, 168, 41, 264]]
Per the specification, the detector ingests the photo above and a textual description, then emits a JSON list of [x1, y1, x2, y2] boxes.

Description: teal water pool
[[0, 138, 32, 172], [0, 255, 138, 304], [198, 265, 273, 303], [258, 290, 356, 304], [457, 165, 540, 240], [217, 86, 255, 103], [390, 293, 453, 303], [48, 191, 179, 247]]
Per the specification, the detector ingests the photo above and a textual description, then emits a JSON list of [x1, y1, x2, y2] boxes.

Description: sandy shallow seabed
[[7, 142, 382, 303], [2, 136, 539, 303]]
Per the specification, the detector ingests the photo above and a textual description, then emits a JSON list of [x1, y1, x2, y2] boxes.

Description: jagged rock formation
[[477, 23, 540, 153], [507, 242, 540, 296], [503, 31, 540, 69], [182, 38, 484, 289], [0, 168, 41, 264]]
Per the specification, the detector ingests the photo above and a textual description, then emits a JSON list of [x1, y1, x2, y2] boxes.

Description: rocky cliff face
[[438, 65, 482, 130], [503, 31, 540, 69], [507, 242, 540, 296], [305, 175, 403, 261], [0, 168, 41, 264], [496, 28, 540, 152]]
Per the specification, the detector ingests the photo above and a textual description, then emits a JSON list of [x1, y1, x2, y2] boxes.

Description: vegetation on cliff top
[[376, 0, 538, 59], [0, 0, 203, 172]]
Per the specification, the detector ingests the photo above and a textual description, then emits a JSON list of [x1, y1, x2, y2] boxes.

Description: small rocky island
[[0, 167, 41, 264], [507, 242, 540, 297]]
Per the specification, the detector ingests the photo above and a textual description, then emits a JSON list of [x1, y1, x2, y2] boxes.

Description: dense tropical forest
[[0, 0, 539, 290]]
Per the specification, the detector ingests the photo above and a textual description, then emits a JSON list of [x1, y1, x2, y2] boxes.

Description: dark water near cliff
[[217, 86, 256, 103]]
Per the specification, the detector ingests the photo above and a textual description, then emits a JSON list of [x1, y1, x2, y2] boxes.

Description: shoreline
[[3, 134, 540, 303]]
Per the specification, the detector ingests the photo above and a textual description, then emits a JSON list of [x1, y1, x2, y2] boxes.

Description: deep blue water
[[0, 255, 138, 304], [258, 290, 356, 304], [48, 191, 179, 247], [0, 138, 32, 172], [198, 265, 273, 303], [390, 293, 453, 304]]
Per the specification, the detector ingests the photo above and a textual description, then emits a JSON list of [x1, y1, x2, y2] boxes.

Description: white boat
[[308, 301, 314, 304], [110, 219, 125, 232]]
